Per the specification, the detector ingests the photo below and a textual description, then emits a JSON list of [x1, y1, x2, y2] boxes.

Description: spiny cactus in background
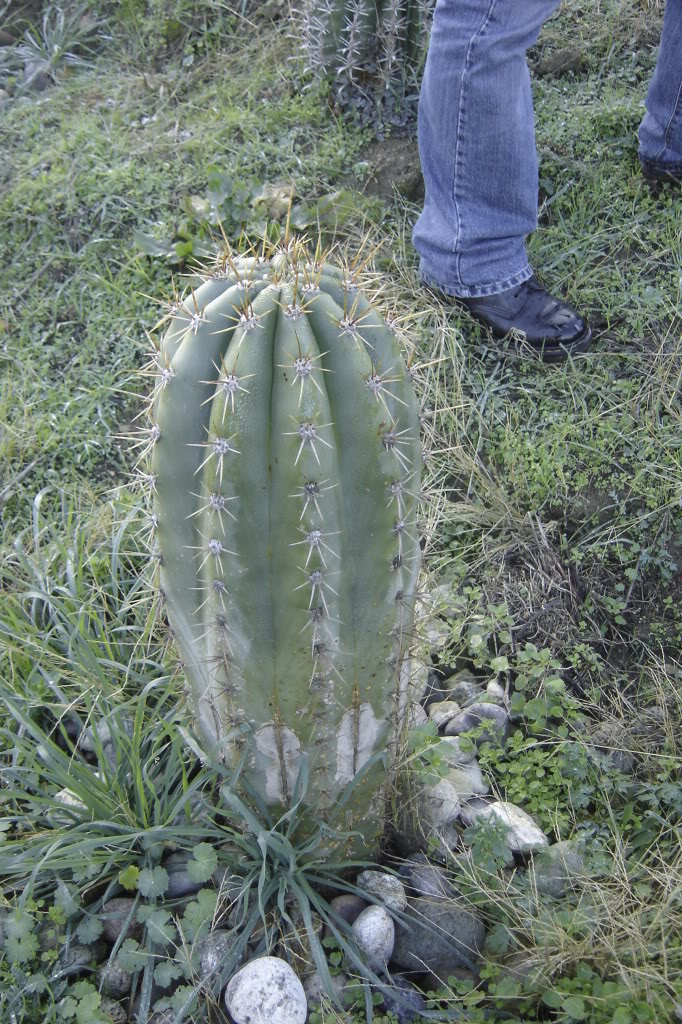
[[294, 0, 435, 111], [136, 236, 423, 854]]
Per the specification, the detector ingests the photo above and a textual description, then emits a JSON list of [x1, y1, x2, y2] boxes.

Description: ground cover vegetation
[[0, 0, 681, 1022]]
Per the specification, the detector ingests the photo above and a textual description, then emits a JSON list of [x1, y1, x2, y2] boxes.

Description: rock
[[351, 906, 395, 970], [428, 822, 462, 863], [526, 838, 587, 898], [0, 89, 10, 106], [356, 870, 407, 912], [59, 941, 109, 976], [497, 950, 551, 991], [101, 898, 142, 944], [486, 680, 506, 702], [427, 701, 461, 730], [416, 778, 461, 829], [444, 675, 486, 708], [399, 859, 453, 900], [99, 998, 127, 1024], [198, 929, 242, 977], [391, 894, 485, 976], [444, 759, 489, 799], [463, 801, 548, 855], [589, 722, 635, 774], [303, 969, 349, 1005], [38, 921, 62, 951], [459, 797, 491, 828], [79, 720, 114, 751], [96, 958, 133, 998], [429, 583, 460, 620], [444, 702, 510, 745], [148, 1011, 176, 1024], [328, 893, 368, 927], [423, 619, 451, 651], [22, 60, 50, 91], [436, 735, 477, 766], [225, 956, 307, 1024], [379, 973, 427, 1023], [162, 851, 203, 898]]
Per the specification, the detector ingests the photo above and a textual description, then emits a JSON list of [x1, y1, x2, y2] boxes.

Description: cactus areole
[[148, 240, 421, 853]]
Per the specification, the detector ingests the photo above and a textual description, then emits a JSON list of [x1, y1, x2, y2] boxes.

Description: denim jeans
[[413, 0, 682, 298]]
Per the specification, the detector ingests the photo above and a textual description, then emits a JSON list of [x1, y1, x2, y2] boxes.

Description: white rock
[[427, 700, 461, 730], [351, 905, 395, 969], [416, 777, 461, 829], [356, 870, 407, 912], [225, 956, 307, 1024], [463, 801, 548, 854], [486, 680, 506, 702], [445, 760, 489, 798]]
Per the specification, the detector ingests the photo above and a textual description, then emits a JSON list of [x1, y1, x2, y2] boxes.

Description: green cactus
[[141, 238, 422, 853], [295, 0, 435, 99]]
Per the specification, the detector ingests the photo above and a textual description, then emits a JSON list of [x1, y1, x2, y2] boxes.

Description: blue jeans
[[413, 0, 682, 298]]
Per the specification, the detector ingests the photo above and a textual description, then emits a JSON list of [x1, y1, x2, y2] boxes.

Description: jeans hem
[[419, 263, 534, 299], [639, 156, 682, 173]]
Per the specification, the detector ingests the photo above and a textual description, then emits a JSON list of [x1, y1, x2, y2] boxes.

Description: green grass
[[1, 0, 682, 1021]]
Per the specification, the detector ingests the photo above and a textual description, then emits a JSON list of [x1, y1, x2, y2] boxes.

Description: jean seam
[[452, 0, 498, 290], [660, 75, 682, 161]]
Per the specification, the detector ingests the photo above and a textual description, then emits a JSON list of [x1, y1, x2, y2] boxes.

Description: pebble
[[303, 969, 349, 1005], [399, 858, 453, 899], [101, 898, 142, 944], [59, 941, 108, 976], [379, 973, 427, 1023], [22, 60, 50, 91], [351, 905, 395, 970], [198, 929, 242, 978], [391, 895, 485, 976], [407, 702, 428, 728], [486, 680, 506, 702], [328, 893, 368, 926], [356, 871, 407, 912], [225, 956, 307, 1024], [445, 759, 489, 798], [444, 702, 510, 744], [96, 958, 133, 998], [416, 777, 461, 829], [429, 583, 459, 620], [0, 89, 10, 106], [99, 998, 127, 1024], [78, 720, 114, 751], [526, 838, 586, 898], [444, 676, 486, 708], [427, 700, 461, 730], [162, 851, 203, 898], [436, 735, 477, 766], [462, 800, 548, 854]]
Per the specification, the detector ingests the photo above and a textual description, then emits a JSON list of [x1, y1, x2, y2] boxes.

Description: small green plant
[[16, 3, 101, 88]]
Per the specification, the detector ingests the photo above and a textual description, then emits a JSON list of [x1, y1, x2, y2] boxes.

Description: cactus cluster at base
[[139, 237, 423, 854]]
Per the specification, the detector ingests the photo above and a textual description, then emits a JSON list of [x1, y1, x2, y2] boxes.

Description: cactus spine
[[296, 0, 435, 97], [143, 239, 421, 853]]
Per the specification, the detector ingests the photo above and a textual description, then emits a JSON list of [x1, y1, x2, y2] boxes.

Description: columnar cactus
[[295, 0, 435, 97], [140, 239, 422, 853]]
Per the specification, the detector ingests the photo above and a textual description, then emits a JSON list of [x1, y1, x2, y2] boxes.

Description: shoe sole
[[474, 317, 593, 363]]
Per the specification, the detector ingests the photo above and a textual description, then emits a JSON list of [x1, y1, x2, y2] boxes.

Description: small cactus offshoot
[[140, 236, 422, 854]]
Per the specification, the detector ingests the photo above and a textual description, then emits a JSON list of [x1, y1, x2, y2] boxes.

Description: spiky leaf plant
[[139, 236, 422, 855], [293, 0, 435, 111]]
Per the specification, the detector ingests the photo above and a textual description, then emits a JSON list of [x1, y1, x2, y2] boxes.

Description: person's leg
[[413, 0, 561, 298], [639, 0, 682, 178]]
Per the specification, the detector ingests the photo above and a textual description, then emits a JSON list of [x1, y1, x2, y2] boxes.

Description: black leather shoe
[[458, 275, 592, 363], [640, 159, 682, 185]]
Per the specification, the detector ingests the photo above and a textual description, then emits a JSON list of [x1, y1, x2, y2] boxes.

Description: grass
[[0, 0, 681, 1021]]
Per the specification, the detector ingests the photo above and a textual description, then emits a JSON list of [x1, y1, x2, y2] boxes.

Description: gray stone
[[407, 702, 428, 728], [526, 838, 587, 898], [96, 958, 133, 998], [79, 720, 114, 751], [458, 797, 491, 828], [423, 619, 450, 652], [99, 998, 127, 1024], [427, 701, 461, 730], [356, 870, 407, 912], [444, 759, 489, 799], [351, 905, 395, 970], [463, 801, 548, 855], [436, 735, 477, 766], [22, 60, 50, 91], [303, 969, 349, 1005], [379, 973, 427, 1023], [0, 89, 10, 106], [444, 675, 486, 708], [444, 702, 510, 745], [328, 893, 368, 927], [391, 894, 485, 976], [428, 822, 462, 863], [101, 898, 142, 944], [430, 583, 460, 620], [399, 858, 454, 899], [198, 929, 242, 977], [416, 777, 461, 829], [59, 941, 108, 976], [225, 956, 307, 1024], [162, 851, 203, 897]]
